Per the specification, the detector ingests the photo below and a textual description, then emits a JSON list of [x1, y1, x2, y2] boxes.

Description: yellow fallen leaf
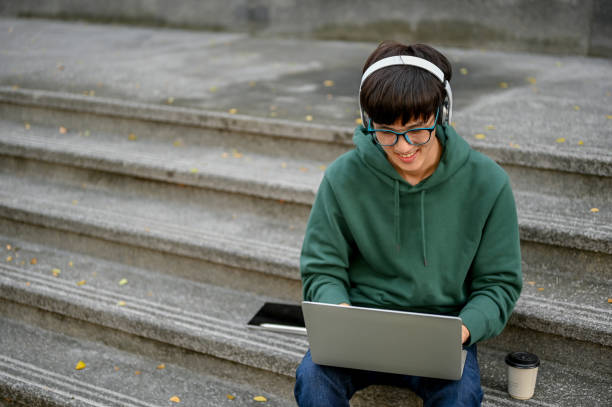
[[526, 77, 537, 84], [169, 396, 181, 403], [72, 200, 78, 205], [134, 371, 141, 375], [221, 152, 229, 158], [6, 256, 12, 262], [606, 115, 612, 119], [556, 138, 566, 143], [118, 278, 128, 286], [499, 82, 509, 89], [69, 261, 73, 267], [12, 84, 19, 90], [227, 394, 236, 400], [573, 105, 580, 111], [117, 300, 126, 306], [460, 68, 468, 75], [355, 118, 363, 125], [228, 108, 238, 114], [538, 287, 545, 291], [173, 140, 183, 147], [5, 244, 10, 250], [84, 130, 91, 137], [128, 133, 137, 141], [608, 298, 612, 303], [30, 258, 37, 265], [52, 268, 61, 277], [299, 167, 309, 172], [527, 281, 536, 286], [323, 80, 334, 87], [209, 86, 217, 93], [281, 162, 287, 168], [76, 280, 86, 286], [114, 366, 120, 371], [157, 363, 165, 369], [24, 122, 31, 130], [474, 134, 486, 140], [509, 142, 521, 148], [318, 165, 327, 171], [485, 125, 496, 131], [167, 97, 174, 104], [25, 282, 31, 286], [249, 81, 256, 87], [190, 168, 198, 173], [75, 361, 86, 370], [590, 208, 599, 213], [89, 90, 95, 97], [232, 150, 243, 158], [578, 140, 584, 145], [305, 115, 313, 121], [59, 126, 68, 134], [254, 396, 267, 402]]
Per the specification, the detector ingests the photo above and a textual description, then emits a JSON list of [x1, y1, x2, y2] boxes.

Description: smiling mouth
[[398, 150, 418, 158]]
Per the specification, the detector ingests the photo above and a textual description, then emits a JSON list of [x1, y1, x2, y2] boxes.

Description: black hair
[[360, 41, 452, 126]]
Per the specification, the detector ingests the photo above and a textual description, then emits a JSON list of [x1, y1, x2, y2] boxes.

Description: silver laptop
[[302, 301, 467, 380]]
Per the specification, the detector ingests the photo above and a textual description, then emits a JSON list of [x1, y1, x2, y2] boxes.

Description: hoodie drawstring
[[421, 190, 427, 267], [394, 180, 400, 251]]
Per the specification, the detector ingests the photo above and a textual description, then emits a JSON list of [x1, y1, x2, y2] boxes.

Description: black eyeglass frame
[[367, 107, 439, 147]]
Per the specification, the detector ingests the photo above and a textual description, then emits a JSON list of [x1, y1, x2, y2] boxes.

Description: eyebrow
[[379, 120, 429, 131]]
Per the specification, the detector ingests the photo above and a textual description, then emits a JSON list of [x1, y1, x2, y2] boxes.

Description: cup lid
[[505, 352, 540, 368]]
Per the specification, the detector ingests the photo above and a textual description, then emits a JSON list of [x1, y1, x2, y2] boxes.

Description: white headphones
[[359, 55, 453, 127]]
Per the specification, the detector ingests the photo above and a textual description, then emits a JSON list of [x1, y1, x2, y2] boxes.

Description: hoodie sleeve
[[301, 176, 353, 305], [459, 180, 523, 345]]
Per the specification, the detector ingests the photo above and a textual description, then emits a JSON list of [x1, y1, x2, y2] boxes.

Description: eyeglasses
[[367, 108, 439, 147]]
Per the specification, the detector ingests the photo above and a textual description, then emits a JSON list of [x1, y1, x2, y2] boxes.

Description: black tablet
[[247, 302, 307, 335]]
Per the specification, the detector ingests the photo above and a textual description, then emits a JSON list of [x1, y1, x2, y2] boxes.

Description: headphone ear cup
[[441, 97, 450, 125]]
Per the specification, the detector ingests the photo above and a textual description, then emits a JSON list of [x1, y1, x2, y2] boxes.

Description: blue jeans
[[294, 344, 483, 407]]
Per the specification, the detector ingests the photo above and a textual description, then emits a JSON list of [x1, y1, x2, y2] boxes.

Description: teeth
[[399, 151, 417, 157]]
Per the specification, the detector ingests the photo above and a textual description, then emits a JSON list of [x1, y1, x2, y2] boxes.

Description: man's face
[[372, 112, 441, 184]]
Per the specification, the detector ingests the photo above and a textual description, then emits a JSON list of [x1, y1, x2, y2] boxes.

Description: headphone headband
[[359, 55, 453, 125]]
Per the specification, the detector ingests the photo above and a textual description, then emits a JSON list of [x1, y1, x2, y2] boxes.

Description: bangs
[[361, 65, 444, 126]]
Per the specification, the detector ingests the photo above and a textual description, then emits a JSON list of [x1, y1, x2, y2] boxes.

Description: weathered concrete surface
[[0, 18, 610, 172], [0, 0, 611, 56]]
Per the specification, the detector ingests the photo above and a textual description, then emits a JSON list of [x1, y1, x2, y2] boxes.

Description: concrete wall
[[1, 0, 610, 57]]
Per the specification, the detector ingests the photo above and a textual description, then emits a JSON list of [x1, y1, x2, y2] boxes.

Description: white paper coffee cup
[[505, 352, 540, 400]]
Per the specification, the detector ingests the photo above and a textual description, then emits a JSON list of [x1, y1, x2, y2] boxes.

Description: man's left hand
[[461, 325, 470, 344]]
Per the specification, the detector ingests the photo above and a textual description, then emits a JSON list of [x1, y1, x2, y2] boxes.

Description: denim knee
[[294, 350, 353, 407]]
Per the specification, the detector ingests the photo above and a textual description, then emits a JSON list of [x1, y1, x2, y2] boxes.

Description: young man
[[294, 42, 522, 406]]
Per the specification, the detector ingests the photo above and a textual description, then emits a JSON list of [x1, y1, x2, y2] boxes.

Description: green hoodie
[[300, 124, 522, 346]]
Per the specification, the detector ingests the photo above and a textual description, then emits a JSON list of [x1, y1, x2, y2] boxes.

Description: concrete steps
[[0, 17, 611, 404], [0, 87, 611, 406], [0, 314, 294, 407], [1, 235, 610, 406]]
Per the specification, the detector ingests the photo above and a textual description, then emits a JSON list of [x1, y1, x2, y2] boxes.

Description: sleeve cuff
[[459, 307, 489, 346]]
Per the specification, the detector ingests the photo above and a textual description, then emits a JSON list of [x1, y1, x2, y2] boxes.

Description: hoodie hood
[[353, 124, 471, 265]]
